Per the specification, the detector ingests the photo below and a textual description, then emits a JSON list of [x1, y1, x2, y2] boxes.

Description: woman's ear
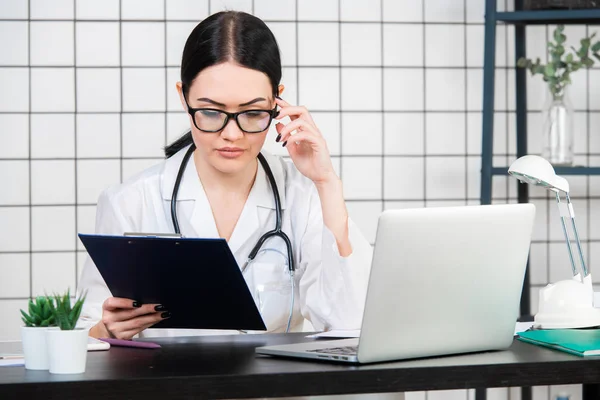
[[176, 82, 186, 110], [277, 84, 285, 97]]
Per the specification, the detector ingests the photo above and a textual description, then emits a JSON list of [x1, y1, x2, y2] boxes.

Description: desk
[[1, 333, 599, 399]]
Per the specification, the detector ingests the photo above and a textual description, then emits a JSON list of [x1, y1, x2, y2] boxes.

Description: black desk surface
[[1, 333, 600, 399]]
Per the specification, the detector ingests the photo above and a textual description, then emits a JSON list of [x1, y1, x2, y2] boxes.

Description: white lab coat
[[78, 145, 373, 337]]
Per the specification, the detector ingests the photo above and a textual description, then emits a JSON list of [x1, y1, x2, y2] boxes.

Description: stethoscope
[[170, 143, 296, 332]]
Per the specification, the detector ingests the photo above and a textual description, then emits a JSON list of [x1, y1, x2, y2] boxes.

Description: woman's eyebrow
[[196, 97, 227, 107], [195, 97, 268, 107], [239, 97, 267, 107]]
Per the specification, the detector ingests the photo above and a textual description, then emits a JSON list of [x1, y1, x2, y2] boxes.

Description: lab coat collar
[[161, 145, 287, 210]]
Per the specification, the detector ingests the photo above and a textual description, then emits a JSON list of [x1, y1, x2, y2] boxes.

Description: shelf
[[495, 9, 600, 24], [492, 166, 600, 175]]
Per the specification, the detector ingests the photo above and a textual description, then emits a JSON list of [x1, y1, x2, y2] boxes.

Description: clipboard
[[78, 233, 266, 331]]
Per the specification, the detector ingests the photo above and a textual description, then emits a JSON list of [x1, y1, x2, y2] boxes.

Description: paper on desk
[[514, 321, 534, 335], [307, 323, 534, 339], [0, 358, 24, 367]]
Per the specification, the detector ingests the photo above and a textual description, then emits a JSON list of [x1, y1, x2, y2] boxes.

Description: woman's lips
[[216, 147, 245, 158]]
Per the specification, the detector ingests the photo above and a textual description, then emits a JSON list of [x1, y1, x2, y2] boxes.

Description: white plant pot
[[46, 328, 89, 374], [21, 326, 49, 370]]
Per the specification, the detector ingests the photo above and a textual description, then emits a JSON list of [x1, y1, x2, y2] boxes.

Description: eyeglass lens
[[194, 110, 272, 133]]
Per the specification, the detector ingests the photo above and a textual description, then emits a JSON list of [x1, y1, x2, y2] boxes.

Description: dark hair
[[164, 11, 282, 158]]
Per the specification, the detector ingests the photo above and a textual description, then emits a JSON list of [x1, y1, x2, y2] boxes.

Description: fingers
[[276, 119, 321, 145], [103, 297, 163, 315], [107, 312, 170, 340], [102, 297, 167, 339], [108, 303, 163, 322], [275, 98, 316, 126], [103, 297, 141, 311], [281, 132, 323, 150], [275, 96, 290, 106], [103, 304, 164, 326]]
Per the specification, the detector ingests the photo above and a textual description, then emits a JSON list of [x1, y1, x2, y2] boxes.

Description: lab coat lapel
[[187, 166, 220, 240], [161, 145, 219, 239]]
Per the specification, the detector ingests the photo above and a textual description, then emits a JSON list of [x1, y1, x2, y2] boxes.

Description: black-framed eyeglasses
[[184, 97, 278, 134]]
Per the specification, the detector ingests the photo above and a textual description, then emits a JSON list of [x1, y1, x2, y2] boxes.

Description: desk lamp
[[508, 155, 600, 329]]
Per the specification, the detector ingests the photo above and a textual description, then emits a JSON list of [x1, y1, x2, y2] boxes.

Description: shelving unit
[[480, 1, 600, 399], [481, 0, 600, 312]]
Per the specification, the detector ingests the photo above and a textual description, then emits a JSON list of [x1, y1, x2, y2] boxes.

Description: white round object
[[535, 278, 600, 329]]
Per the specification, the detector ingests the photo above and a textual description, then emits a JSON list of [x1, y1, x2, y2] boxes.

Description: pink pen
[[98, 338, 161, 349]]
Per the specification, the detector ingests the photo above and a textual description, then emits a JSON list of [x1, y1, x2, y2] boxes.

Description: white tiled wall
[[0, 1, 598, 399]]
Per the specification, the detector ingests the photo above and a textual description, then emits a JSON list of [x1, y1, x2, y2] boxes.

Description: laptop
[[255, 203, 536, 364]]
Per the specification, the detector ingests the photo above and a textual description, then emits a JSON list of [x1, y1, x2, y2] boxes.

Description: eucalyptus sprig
[[517, 25, 600, 99], [20, 296, 56, 327], [47, 289, 87, 331]]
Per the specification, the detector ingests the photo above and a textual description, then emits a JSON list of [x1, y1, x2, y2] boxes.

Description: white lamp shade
[[508, 155, 569, 193]]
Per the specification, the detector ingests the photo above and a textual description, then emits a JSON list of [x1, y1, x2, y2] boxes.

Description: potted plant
[[20, 296, 56, 370], [46, 290, 88, 374], [517, 25, 600, 166]]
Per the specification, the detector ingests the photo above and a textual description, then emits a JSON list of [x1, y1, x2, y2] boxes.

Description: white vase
[[21, 326, 49, 370], [541, 85, 574, 166], [46, 328, 89, 374]]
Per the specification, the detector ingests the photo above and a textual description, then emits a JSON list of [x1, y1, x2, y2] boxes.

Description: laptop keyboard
[[307, 345, 358, 355]]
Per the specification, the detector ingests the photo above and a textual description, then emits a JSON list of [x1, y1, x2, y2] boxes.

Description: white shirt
[[78, 145, 373, 337]]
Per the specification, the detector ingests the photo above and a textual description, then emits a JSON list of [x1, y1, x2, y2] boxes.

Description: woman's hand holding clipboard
[[89, 297, 171, 340]]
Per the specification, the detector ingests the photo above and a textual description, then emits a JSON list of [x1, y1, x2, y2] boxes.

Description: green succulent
[[517, 25, 600, 99], [47, 289, 87, 331], [21, 296, 56, 327]]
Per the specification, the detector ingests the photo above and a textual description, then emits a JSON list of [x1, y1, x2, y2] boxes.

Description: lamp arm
[[565, 193, 589, 278], [556, 192, 580, 278]]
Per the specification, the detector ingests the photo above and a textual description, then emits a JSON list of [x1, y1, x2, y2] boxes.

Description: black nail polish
[[276, 95, 282, 100], [161, 311, 171, 319], [132, 301, 141, 308], [276, 134, 281, 142], [282, 141, 287, 147], [154, 305, 166, 311]]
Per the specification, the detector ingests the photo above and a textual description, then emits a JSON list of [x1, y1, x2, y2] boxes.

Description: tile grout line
[[464, 0, 469, 207], [294, 0, 299, 105], [586, 24, 592, 297], [337, 0, 342, 182], [0, 18, 492, 25], [4, 64, 537, 69], [164, 0, 168, 152], [380, 0, 385, 213], [545, 24, 551, 312], [7, 108, 600, 114], [73, 0, 79, 294], [422, 1, 427, 206], [28, 0, 32, 300], [119, 0, 123, 183]]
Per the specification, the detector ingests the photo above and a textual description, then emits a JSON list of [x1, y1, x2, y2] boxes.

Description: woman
[[78, 10, 373, 340]]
